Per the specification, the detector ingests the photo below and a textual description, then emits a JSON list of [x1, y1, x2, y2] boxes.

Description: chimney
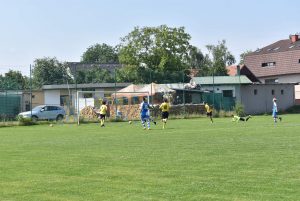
[[290, 34, 299, 43]]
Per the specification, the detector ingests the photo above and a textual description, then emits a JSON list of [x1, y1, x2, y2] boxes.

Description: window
[[254, 89, 257, 95], [223, 90, 233, 97], [271, 90, 275, 95], [255, 49, 262, 53], [60, 95, 70, 106], [273, 47, 280, 51], [262, 62, 276, 67], [299, 59, 300, 63], [82, 88, 94, 98], [123, 97, 129, 105], [265, 78, 278, 84], [289, 45, 295, 49], [281, 90, 284, 95]]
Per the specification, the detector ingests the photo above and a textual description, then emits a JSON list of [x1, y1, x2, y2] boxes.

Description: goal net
[[76, 90, 150, 125]]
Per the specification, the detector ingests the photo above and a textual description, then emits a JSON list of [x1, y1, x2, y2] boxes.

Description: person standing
[[159, 98, 170, 129], [99, 100, 107, 127], [272, 97, 282, 123], [140, 97, 151, 130]]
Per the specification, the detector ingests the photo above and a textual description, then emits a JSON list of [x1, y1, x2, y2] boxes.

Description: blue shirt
[[140, 102, 150, 117]]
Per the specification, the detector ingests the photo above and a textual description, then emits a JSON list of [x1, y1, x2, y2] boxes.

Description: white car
[[18, 105, 66, 121]]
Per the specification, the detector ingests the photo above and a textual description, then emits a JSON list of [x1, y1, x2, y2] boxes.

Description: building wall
[[200, 85, 238, 97], [22, 91, 44, 111], [258, 74, 300, 84], [241, 84, 294, 114], [245, 50, 300, 78]]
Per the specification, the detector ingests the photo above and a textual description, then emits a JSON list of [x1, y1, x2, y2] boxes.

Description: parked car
[[18, 105, 66, 121]]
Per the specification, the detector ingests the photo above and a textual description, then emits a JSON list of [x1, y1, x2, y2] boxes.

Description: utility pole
[[30, 64, 33, 117]]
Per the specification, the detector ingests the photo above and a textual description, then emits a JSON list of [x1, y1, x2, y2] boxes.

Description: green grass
[[0, 115, 300, 201]]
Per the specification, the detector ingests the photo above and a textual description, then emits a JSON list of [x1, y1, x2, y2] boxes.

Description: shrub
[[234, 102, 245, 116], [17, 116, 36, 126]]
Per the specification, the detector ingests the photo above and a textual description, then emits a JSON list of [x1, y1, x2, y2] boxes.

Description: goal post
[[76, 90, 150, 125]]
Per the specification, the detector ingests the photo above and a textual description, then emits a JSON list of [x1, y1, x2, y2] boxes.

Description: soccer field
[[0, 115, 300, 201]]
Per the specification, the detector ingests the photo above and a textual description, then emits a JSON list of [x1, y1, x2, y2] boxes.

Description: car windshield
[[32, 106, 44, 111]]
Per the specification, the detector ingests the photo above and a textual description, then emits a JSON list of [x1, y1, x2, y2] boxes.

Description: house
[[226, 65, 260, 83], [42, 83, 130, 114], [189, 76, 294, 114], [240, 83, 295, 114], [244, 33, 300, 84]]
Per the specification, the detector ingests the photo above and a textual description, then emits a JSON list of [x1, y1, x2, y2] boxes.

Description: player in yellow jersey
[[99, 100, 107, 127], [159, 98, 170, 129], [204, 102, 213, 123]]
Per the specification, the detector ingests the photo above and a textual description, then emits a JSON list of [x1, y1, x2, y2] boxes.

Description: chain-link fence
[[0, 64, 238, 124]]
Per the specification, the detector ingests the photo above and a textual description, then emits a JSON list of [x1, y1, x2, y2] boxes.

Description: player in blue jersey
[[140, 97, 153, 130], [272, 97, 282, 123]]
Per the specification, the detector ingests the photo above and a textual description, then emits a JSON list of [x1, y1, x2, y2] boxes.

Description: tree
[[118, 25, 192, 83], [81, 43, 119, 63], [76, 67, 114, 84], [32, 57, 71, 88], [0, 70, 28, 90], [188, 46, 211, 76], [239, 50, 252, 65], [206, 40, 235, 76]]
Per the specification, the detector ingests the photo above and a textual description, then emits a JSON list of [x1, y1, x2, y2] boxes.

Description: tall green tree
[[206, 40, 236, 76], [81, 43, 119, 63], [0, 70, 28, 90], [32, 57, 71, 88], [239, 50, 252, 65], [118, 25, 192, 83], [76, 67, 114, 84]]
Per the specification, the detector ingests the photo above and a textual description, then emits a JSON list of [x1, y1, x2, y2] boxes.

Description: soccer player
[[99, 100, 107, 127], [204, 102, 213, 123], [232, 115, 252, 122], [159, 98, 170, 129], [272, 97, 282, 123], [140, 97, 152, 130]]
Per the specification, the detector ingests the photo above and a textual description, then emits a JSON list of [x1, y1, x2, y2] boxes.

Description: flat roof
[[42, 83, 131, 90]]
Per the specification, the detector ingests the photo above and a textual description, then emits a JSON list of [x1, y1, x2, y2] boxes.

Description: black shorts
[[206, 111, 212, 117], [162, 111, 169, 119], [100, 114, 106, 119]]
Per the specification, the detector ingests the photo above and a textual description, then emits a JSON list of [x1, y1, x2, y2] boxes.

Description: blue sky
[[0, 0, 299, 75]]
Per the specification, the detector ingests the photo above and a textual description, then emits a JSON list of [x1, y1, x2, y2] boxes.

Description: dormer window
[[262, 62, 276, 67], [273, 47, 280, 51]]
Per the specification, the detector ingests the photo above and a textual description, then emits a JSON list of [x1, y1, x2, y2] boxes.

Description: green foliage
[[17, 115, 36, 126], [0, 70, 28, 90], [205, 40, 236, 76], [234, 102, 245, 116], [32, 57, 72, 88], [76, 66, 114, 84], [81, 43, 119, 63], [118, 25, 193, 83], [239, 50, 253, 65]]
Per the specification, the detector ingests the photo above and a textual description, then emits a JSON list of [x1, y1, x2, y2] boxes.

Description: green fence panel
[[0, 95, 21, 117]]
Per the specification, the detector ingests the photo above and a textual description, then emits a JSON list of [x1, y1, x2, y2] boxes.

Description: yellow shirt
[[100, 105, 107, 115], [159, 102, 170, 112], [205, 104, 212, 113]]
